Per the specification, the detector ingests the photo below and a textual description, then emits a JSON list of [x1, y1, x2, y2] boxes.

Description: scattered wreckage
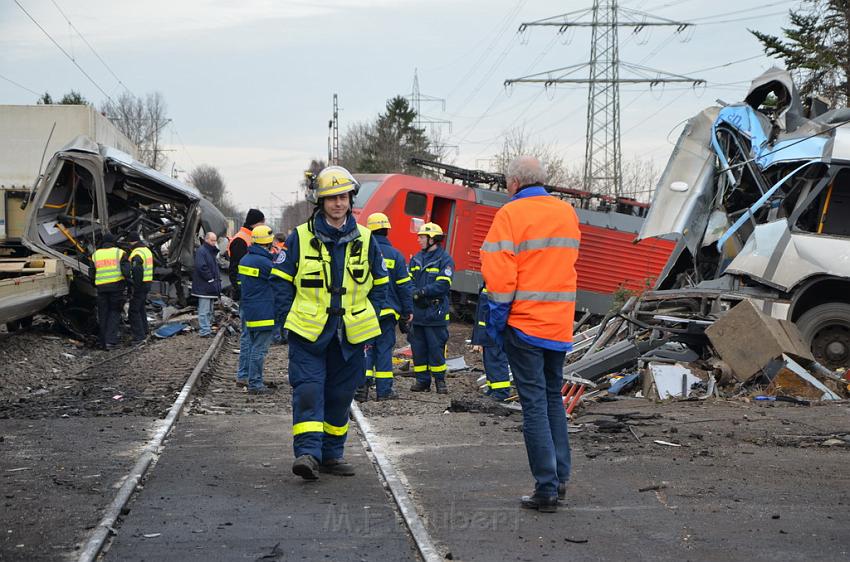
[[561, 69, 850, 411], [18, 136, 227, 335]]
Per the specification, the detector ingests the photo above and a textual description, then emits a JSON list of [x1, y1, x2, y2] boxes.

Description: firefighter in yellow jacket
[[92, 232, 131, 350], [278, 166, 388, 480]]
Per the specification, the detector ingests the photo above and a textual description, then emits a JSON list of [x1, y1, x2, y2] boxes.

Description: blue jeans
[[244, 328, 273, 390], [197, 297, 214, 336], [503, 327, 571, 498], [237, 310, 251, 382]]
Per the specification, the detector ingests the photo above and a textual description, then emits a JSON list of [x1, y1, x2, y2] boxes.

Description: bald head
[[506, 156, 547, 196], [204, 231, 218, 246]]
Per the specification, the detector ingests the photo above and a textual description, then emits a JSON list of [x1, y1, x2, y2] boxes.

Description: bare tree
[[101, 92, 170, 170], [339, 123, 373, 173], [281, 199, 314, 233], [621, 158, 659, 202], [492, 126, 570, 185], [187, 164, 241, 219]]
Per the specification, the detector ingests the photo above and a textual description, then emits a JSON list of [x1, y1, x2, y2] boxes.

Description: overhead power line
[[48, 0, 133, 95], [13, 0, 116, 104], [0, 72, 41, 96]]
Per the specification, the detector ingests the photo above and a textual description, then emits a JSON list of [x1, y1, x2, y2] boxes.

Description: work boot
[[318, 458, 356, 476], [292, 454, 320, 481], [410, 381, 431, 392], [247, 385, 274, 395], [376, 391, 399, 401], [354, 384, 369, 403], [520, 493, 558, 513], [235, 378, 248, 388], [558, 482, 567, 502], [435, 380, 448, 394]]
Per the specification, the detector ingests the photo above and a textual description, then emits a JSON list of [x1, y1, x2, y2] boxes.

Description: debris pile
[[564, 297, 848, 412]]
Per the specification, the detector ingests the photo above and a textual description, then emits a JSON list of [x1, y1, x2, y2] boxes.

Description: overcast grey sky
[[1, 0, 794, 214]]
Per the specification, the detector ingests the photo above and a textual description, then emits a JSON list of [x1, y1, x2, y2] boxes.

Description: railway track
[[75, 330, 441, 561]]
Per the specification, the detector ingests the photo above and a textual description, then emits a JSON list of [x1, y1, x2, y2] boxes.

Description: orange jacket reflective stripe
[[480, 193, 580, 343], [226, 226, 253, 257]]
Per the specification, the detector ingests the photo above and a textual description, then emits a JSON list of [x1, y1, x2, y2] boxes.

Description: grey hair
[[506, 155, 547, 187], [204, 231, 218, 242]]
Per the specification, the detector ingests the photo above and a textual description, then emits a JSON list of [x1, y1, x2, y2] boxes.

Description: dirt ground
[[3, 318, 850, 561], [0, 316, 217, 561]]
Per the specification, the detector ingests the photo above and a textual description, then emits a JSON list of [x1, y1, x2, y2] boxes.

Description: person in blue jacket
[[471, 285, 512, 401], [408, 222, 454, 394], [355, 213, 414, 402], [235, 225, 287, 395], [279, 166, 388, 480]]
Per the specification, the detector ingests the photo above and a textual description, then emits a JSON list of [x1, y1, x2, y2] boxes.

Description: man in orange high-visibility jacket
[[481, 155, 580, 514]]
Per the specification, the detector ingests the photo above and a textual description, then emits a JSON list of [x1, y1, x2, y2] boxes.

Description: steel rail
[[77, 327, 228, 562]]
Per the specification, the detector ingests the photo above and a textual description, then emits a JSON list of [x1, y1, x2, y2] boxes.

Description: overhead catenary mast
[[505, 0, 703, 197]]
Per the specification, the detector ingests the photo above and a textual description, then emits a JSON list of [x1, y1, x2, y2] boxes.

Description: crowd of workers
[[90, 155, 579, 513]]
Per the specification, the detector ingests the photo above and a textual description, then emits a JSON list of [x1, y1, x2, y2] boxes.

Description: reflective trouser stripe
[[374, 371, 393, 379], [365, 369, 374, 378], [413, 365, 428, 373], [293, 421, 323, 435], [430, 364, 447, 373], [246, 319, 274, 328], [323, 421, 349, 436], [478, 321, 486, 326], [487, 380, 511, 389]]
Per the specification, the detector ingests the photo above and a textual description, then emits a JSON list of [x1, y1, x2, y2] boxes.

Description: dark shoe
[[199, 333, 213, 338], [558, 482, 566, 501], [292, 455, 319, 481], [318, 458, 355, 476], [410, 381, 431, 392], [354, 384, 369, 403], [435, 380, 448, 394], [376, 391, 399, 401], [235, 379, 248, 388], [521, 494, 558, 513], [247, 386, 273, 395]]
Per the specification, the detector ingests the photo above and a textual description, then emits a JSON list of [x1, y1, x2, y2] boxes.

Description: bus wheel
[[796, 303, 850, 369]]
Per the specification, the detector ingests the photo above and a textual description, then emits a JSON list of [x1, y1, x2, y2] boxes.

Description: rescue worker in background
[[192, 231, 222, 338], [471, 285, 511, 401], [230, 209, 265, 386], [127, 232, 154, 344], [270, 232, 288, 345], [92, 231, 131, 350], [235, 225, 286, 394], [355, 212, 413, 402], [227, 208, 265, 301], [408, 222, 454, 394], [279, 166, 388, 480], [481, 155, 580, 514]]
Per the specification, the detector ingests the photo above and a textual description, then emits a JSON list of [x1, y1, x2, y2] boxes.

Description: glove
[[398, 315, 409, 334], [413, 289, 430, 308]]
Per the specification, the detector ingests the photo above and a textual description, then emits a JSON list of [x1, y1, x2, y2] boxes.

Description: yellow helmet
[[315, 166, 358, 199], [366, 212, 391, 231], [251, 225, 274, 245], [417, 222, 444, 238]]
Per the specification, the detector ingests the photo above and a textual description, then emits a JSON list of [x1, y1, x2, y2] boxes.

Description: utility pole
[[406, 69, 457, 156], [327, 94, 339, 166], [505, 1, 703, 197]]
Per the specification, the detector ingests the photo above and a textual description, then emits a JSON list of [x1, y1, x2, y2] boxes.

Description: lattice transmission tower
[[505, 0, 704, 196], [407, 69, 458, 156]]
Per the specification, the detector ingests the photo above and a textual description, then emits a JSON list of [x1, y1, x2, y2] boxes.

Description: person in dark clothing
[[192, 231, 222, 337], [127, 232, 154, 343], [227, 208, 265, 302], [92, 232, 131, 350]]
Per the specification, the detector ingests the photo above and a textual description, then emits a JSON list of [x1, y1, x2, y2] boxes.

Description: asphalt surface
[[367, 397, 850, 561], [103, 335, 419, 562]]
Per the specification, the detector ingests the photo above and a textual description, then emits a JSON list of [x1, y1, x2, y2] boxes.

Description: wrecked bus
[[638, 68, 850, 368], [20, 136, 227, 334]]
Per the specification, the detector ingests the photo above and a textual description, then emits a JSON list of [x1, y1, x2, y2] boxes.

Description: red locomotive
[[352, 161, 674, 315]]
